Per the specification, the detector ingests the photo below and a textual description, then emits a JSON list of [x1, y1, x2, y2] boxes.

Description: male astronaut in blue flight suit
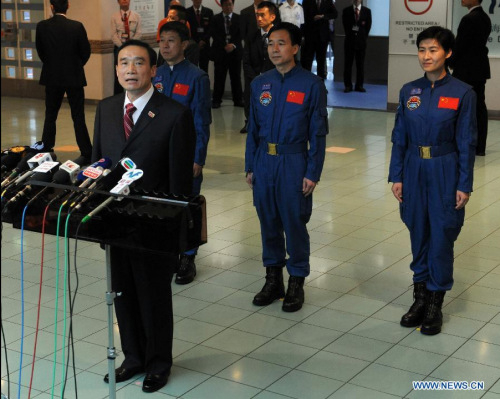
[[245, 22, 328, 312], [389, 27, 476, 335], [154, 21, 211, 285]]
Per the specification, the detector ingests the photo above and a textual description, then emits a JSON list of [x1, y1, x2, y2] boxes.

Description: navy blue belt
[[259, 141, 307, 156], [409, 143, 456, 159]]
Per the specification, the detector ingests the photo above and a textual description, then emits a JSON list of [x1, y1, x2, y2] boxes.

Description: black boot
[[420, 291, 446, 335], [175, 254, 196, 285], [282, 276, 305, 312], [253, 267, 285, 306], [400, 282, 428, 327]]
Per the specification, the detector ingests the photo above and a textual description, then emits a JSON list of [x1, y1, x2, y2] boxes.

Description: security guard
[[389, 26, 476, 335], [245, 22, 328, 312], [153, 21, 211, 284]]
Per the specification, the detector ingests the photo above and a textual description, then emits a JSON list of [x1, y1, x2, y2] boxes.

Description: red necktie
[[123, 12, 130, 38], [124, 103, 136, 140], [355, 8, 360, 22], [196, 9, 201, 25]]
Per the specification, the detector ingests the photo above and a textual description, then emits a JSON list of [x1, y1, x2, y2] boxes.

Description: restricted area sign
[[404, 0, 433, 16]]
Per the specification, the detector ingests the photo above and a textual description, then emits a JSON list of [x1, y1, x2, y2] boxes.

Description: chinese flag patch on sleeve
[[173, 83, 189, 96], [438, 96, 459, 110], [286, 90, 305, 104]]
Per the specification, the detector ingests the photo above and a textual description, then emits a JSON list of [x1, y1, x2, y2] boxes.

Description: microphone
[[70, 157, 137, 209], [4, 163, 60, 206], [81, 169, 144, 223], [58, 158, 112, 205], [25, 159, 83, 207], [1, 146, 30, 173], [1, 152, 56, 190]]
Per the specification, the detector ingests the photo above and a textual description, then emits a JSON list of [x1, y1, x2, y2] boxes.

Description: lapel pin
[[148, 111, 155, 118]]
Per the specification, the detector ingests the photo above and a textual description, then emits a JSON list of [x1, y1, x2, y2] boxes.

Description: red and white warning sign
[[404, 0, 433, 16]]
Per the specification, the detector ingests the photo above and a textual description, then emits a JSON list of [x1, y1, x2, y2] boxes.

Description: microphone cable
[[1, 302, 11, 399], [50, 203, 66, 399], [61, 212, 81, 399], [17, 205, 28, 399], [26, 203, 50, 399], [1, 207, 11, 399]]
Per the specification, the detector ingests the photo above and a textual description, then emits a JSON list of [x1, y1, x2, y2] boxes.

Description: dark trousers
[[471, 81, 488, 154], [243, 76, 253, 120], [111, 247, 176, 375], [42, 85, 92, 158], [302, 35, 328, 80], [212, 54, 243, 105], [199, 47, 210, 73], [114, 46, 124, 95], [343, 43, 366, 89]]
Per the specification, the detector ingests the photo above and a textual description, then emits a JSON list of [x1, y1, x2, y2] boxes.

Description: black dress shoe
[[240, 125, 248, 133], [355, 87, 366, 92], [142, 373, 169, 393], [233, 101, 245, 107], [175, 254, 196, 285], [212, 102, 221, 109], [104, 366, 143, 383], [344, 87, 353, 93]]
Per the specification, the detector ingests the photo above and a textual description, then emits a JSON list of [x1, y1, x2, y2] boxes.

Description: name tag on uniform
[[352, 26, 359, 32], [438, 97, 459, 110], [286, 90, 305, 104], [197, 27, 204, 33], [173, 83, 190, 96]]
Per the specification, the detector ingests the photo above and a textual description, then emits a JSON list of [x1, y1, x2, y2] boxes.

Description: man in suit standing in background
[[209, 0, 244, 109], [241, 1, 277, 134], [240, 0, 262, 44], [35, 0, 93, 161], [186, 0, 214, 72], [302, 0, 337, 80], [450, 0, 492, 156], [94, 40, 195, 393], [342, 0, 371, 93]]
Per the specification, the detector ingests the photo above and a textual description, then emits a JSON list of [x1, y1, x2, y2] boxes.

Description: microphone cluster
[[1, 154, 143, 223]]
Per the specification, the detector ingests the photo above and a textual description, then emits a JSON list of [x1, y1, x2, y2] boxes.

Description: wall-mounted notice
[[389, 0, 447, 55], [133, 0, 160, 35]]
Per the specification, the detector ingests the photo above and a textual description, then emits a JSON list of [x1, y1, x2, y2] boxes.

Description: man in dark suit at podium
[[92, 40, 195, 393], [450, 0, 492, 156], [35, 0, 93, 161], [186, 0, 214, 72], [342, 0, 371, 92]]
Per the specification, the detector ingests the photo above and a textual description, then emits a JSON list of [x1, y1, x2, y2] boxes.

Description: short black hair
[[221, 0, 234, 6], [50, 0, 68, 13], [416, 26, 455, 54], [117, 40, 158, 67], [257, 1, 278, 17], [159, 21, 190, 42], [269, 22, 302, 47], [169, 5, 187, 21]]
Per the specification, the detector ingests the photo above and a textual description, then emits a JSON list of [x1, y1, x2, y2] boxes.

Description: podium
[[1, 181, 206, 398]]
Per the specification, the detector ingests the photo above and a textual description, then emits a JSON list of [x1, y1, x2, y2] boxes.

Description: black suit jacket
[[342, 5, 371, 48], [186, 6, 214, 44], [303, 0, 338, 42], [92, 89, 195, 195], [240, 4, 258, 42], [36, 14, 91, 87], [243, 29, 274, 80], [209, 12, 243, 62], [451, 6, 491, 83]]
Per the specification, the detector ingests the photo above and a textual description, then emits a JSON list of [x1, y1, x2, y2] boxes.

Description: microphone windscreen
[[53, 169, 73, 184], [29, 171, 57, 183], [15, 156, 31, 172], [1, 153, 21, 170]]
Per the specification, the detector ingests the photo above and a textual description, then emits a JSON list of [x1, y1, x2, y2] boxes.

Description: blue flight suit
[[245, 65, 328, 277], [389, 74, 477, 292], [154, 59, 212, 255]]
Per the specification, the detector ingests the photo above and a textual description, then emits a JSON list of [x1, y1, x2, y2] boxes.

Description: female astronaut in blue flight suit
[[388, 27, 477, 335]]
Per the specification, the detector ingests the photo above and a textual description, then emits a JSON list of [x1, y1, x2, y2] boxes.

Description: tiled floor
[[1, 95, 500, 399]]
